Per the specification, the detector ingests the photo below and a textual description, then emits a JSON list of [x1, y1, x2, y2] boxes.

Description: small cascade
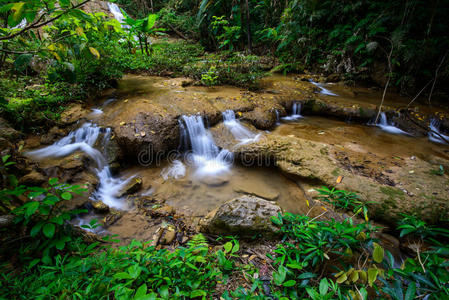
[[375, 112, 408, 135], [310, 80, 338, 96], [27, 123, 132, 209], [275, 110, 281, 125], [282, 102, 303, 121], [429, 119, 449, 144], [107, 2, 130, 28], [222, 110, 261, 145], [181, 115, 233, 177]]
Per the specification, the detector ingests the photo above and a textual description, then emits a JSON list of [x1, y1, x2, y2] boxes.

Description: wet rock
[[242, 107, 276, 130], [0, 215, 15, 228], [234, 182, 279, 201], [231, 134, 449, 225], [60, 104, 90, 125], [91, 200, 110, 213], [154, 205, 175, 216], [118, 176, 142, 197], [200, 175, 230, 186], [40, 127, 65, 145], [19, 170, 46, 186], [160, 225, 176, 245], [200, 195, 282, 237]]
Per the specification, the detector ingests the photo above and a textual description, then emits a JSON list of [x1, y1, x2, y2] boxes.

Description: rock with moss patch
[[200, 195, 282, 237]]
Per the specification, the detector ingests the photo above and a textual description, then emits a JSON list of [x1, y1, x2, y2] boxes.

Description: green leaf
[[373, 242, 384, 263], [61, 192, 72, 200], [10, 2, 25, 25], [367, 268, 378, 287], [135, 284, 147, 298], [55, 239, 65, 250], [145, 14, 158, 31], [30, 221, 44, 237], [89, 47, 100, 59], [49, 178, 58, 186], [223, 242, 232, 253], [319, 278, 328, 296], [25, 201, 39, 218], [42, 223, 55, 238], [59, 0, 70, 8], [283, 280, 296, 287], [404, 282, 416, 300], [114, 272, 132, 280], [190, 290, 206, 298]]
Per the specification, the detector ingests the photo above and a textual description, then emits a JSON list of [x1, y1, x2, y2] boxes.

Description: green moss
[[331, 168, 341, 176], [380, 186, 404, 198]]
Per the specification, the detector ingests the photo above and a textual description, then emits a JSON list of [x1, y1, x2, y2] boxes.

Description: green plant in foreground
[[4, 177, 87, 265], [317, 186, 371, 221], [201, 65, 219, 86], [430, 165, 445, 176], [397, 213, 449, 240]]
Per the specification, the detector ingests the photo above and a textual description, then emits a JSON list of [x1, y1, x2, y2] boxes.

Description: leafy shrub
[[397, 213, 449, 240]]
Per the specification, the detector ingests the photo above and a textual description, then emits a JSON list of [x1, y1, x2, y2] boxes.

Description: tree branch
[[0, 0, 91, 41]]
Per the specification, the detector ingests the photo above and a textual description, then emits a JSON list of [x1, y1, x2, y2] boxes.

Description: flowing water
[[429, 119, 449, 145], [222, 110, 261, 145], [107, 3, 129, 28], [375, 112, 409, 135], [27, 123, 132, 210], [282, 102, 303, 121], [181, 115, 233, 178], [310, 80, 338, 96]]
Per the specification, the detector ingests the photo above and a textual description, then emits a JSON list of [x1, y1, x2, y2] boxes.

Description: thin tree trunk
[[138, 35, 144, 55], [244, 0, 252, 53], [144, 36, 150, 56]]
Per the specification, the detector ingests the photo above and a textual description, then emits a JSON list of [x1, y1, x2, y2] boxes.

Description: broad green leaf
[[283, 280, 296, 287], [11, 2, 25, 24], [30, 221, 44, 237], [135, 284, 147, 298], [190, 290, 206, 297], [25, 201, 39, 218], [367, 268, 378, 287], [61, 192, 72, 200], [373, 242, 384, 263], [223, 242, 232, 253], [405, 282, 416, 300], [319, 278, 328, 296], [43, 223, 55, 238], [113, 272, 132, 280], [145, 14, 158, 31]]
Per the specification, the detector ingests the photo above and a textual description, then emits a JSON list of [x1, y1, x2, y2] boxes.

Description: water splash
[[310, 80, 338, 96], [181, 115, 233, 177], [107, 2, 130, 28], [27, 123, 132, 209], [161, 160, 186, 180], [282, 102, 303, 121], [222, 110, 261, 145], [429, 119, 449, 144], [375, 112, 408, 135]]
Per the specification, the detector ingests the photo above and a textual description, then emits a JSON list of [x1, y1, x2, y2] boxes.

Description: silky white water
[[108, 2, 130, 28], [222, 110, 261, 145], [429, 119, 449, 144], [310, 80, 338, 96], [376, 112, 408, 135], [161, 159, 186, 180], [27, 123, 132, 209], [282, 102, 303, 121], [181, 115, 232, 177]]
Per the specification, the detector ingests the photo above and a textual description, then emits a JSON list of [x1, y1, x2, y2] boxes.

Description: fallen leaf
[[119, 122, 126, 126], [336, 175, 343, 183], [140, 131, 146, 137], [124, 99, 128, 103]]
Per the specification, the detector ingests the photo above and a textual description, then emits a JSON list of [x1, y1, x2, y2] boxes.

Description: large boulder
[[200, 195, 282, 237]]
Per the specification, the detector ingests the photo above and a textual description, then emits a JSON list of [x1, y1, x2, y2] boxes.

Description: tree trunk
[[138, 35, 144, 55], [144, 36, 150, 56], [244, 0, 252, 53]]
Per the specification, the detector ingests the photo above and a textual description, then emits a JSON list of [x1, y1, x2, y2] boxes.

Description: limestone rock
[[0, 118, 21, 141], [19, 171, 46, 186], [200, 195, 282, 237], [118, 176, 142, 197], [91, 200, 110, 213], [234, 182, 279, 201], [0, 215, 15, 228]]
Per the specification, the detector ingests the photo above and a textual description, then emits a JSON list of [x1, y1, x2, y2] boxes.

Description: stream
[[24, 74, 449, 239]]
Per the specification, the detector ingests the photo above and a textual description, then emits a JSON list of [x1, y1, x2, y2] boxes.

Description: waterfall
[[376, 112, 408, 135], [27, 123, 132, 209], [181, 115, 233, 177], [107, 2, 130, 28], [309, 80, 338, 96], [282, 102, 303, 121], [222, 110, 261, 145], [429, 119, 449, 144], [275, 110, 281, 125]]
